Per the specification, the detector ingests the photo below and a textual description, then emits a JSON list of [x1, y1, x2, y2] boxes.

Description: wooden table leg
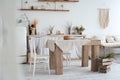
[[103, 46, 107, 57], [91, 45, 100, 72], [50, 51, 55, 69], [54, 44, 63, 75], [82, 45, 89, 67]]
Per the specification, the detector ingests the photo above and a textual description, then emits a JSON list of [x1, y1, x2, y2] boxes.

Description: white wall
[[16, 0, 120, 36], [15, 0, 120, 57]]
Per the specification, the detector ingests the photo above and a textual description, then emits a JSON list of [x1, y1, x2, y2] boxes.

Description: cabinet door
[[16, 27, 26, 56]]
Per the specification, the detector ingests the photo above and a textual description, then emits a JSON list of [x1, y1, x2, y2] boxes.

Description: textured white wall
[[15, 0, 120, 57], [16, 0, 120, 36]]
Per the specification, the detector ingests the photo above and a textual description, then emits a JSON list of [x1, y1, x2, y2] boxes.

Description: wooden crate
[[97, 58, 113, 73], [98, 67, 111, 73]]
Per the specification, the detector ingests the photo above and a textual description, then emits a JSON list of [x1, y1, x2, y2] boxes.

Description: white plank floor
[[20, 58, 120, 80]]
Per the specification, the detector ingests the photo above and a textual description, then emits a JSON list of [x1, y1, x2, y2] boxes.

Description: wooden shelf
[[38, 0, 79, 2], [20, 9, 69, 12]]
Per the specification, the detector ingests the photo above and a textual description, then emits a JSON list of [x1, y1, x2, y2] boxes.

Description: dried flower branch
[[49, 25, 54, 34], [65, 22, 72, 34]]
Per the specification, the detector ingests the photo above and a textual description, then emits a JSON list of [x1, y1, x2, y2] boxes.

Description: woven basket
[[64, 36, 71, 40]]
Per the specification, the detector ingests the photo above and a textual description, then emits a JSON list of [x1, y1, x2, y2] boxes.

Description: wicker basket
[[64, 36, 71, 40]]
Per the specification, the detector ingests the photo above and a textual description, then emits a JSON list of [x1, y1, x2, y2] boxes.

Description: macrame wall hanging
[[98, 8, 109, 29]]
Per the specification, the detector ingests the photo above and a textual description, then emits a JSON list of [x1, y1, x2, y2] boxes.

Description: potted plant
[[105, 52, 115, 59], [98, 52, 115, 63], [74, 25, 85, 35]]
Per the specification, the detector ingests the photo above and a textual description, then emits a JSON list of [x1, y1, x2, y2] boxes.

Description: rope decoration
[[99, 9, 109, 29]]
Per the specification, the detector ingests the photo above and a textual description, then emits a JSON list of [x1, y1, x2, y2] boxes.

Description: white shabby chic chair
[[63, 44, 78, 66], [29, 36, 50, 77]]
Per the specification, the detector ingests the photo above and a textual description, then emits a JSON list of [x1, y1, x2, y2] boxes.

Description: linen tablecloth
[[46, 39, 91, 58]]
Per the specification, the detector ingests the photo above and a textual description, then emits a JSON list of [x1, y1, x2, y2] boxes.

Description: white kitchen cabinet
[[16, 26, 27, 63]]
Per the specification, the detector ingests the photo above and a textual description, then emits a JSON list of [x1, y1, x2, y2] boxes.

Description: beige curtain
[[99, 9, 109, 29]]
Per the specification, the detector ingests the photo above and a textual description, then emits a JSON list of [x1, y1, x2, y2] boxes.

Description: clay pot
[[77, 31, 82, 35]]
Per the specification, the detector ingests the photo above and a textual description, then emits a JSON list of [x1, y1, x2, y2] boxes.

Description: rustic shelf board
[[20, 9, 69, 12], [38, 0, 79, 2]]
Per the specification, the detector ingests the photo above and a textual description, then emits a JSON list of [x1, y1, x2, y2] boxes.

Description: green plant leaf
[[105, 52, 115, 58]]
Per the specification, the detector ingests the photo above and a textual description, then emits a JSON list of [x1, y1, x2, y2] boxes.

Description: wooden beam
[[82, 45, 89, 67], [54, 44, 63, 75], [91, 45, 100, 72], [50, 51, 55, 69]]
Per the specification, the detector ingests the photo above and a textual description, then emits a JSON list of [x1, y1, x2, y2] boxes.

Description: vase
[[68, 27, 71, 35], [31, 28, 36, 35]]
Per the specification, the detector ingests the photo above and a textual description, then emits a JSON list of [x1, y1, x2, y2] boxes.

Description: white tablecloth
[[46, 39, 91, 58], [29, 35, 63, 54], [29, 35, 91, 58]]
